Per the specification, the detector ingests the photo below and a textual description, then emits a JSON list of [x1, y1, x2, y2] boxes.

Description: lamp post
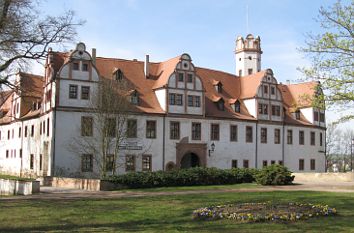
[[208, 142, 215, 157]]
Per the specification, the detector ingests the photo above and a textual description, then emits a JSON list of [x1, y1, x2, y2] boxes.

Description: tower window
[[248, 56, 252, 60], [238, 70, 242, 77], [248, 69, 253, 75]]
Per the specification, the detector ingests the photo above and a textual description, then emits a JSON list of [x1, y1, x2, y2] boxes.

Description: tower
[[235, 34, 262, 77]]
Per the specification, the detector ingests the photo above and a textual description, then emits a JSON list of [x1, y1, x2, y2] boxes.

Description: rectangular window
[[299, 131, 304, 145], [195, 96, 200, 107], [230, 125, 238, 142], [248, 68, 253, 75], [320, 113, 325, 122], [287, 130, 293, 144], [274, 129, 281, 144], [81, 116, 93, 136], [243, 160, 249, 168], [81, 154, 93, 172], [73, 62, 79, 70], [20, 149, 22, 158], [310, 132, 316, 146], [30, 154, 34, 169], [43, 121, 45, 135], [142, 155, 152, 171], [39, 154, 43, 171], [146, 120, 156, 139], [271, 105, 281, 116], [263, 160, 268, 167], [12, 129, 14, 138], [271, 160, 276, 165], [81, 86, 90, 100], [246, 126, 253, 143], [176, 94, 183, 106], [69, 85, 78, 99], [187, 74, 193, 83], [25, 126, 28, 137], [31, 125, 34, 137], [178, 73, 184, 82], [169, 93, 175, 105], [7, 130, 10, 139], [232, 160, 238, 168], [82, 63, 89, 72], [310, 159, 316, 170], [106, 154, 114, 172], [192, 122, 201, 140], [295, 110, 301, 120], [126, 155, 135, 172], [105, 118, 116, 137], [170, 121, 180, 140], [127, 119, 137, 138], [188, 95, 193, 107], [278, 160, 283, 166], [258, 103, 268, 115], [6, 150, 9, 158], [47, 118, 50, 136], [314, 111, 319, 121], [211, 124, 220, 141], [18, 127, 21, 138], [320, 132, 323, 147], [263, 85, 268, 94], [299, 159, 304, 171], [261, 128, 267, 143], [40, 123, 42, 135], [271, 86, 275, 95]]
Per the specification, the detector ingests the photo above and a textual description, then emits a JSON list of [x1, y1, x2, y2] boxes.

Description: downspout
[[20, 120, 24, 177], [255, 121, 258, 168], [282, 122, 285, 165], [162, 115, 166, 171], [51, 82, 57, 177]]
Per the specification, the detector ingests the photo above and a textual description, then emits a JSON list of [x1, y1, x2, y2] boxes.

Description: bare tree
[[325, 123, 341, 171], [0, 0, 84, 88], [70, 78, 150, 178]]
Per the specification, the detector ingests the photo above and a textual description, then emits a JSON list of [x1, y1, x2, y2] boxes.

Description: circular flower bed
[[192, 202, 337, 222]]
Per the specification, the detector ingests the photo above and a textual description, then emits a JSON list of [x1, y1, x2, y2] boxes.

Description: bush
[[105, 167, 259, 189], [255, 164, 294, 185]]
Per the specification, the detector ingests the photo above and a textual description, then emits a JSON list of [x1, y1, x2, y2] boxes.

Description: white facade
[[0, 37, 326, 178]]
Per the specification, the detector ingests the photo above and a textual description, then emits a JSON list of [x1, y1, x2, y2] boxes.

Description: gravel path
[[1, 181, 354, 201]]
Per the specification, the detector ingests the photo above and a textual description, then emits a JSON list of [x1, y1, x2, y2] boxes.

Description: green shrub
[[255, 164, 294, 185], [106, 167, 259, 189]]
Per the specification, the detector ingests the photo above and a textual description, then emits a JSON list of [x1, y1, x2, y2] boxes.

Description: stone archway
[[176, 142, 207, 168], [180, 153, 200, 169]]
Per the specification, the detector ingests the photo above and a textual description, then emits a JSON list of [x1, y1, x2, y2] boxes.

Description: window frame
[[246, 126, 253, 143], [274, 128, 281, 144], [170, 121, 180, 140], [126, 119, 137, 138], [125, 155, 136, 172], [230, 125, 238, 142], [146, 120, 157, 139], [299, 130, 305, 145], [310, 131, 316, 146], [231, 160, 238, 168], [210, 123, 220, 141], [69, 85, 78, 99], [81, 154, 93, 172], [81, 86, 90, 100], [287, 129, 293, 144], [191, 122, 201, 140], [299, 159, 305, 171], [261, 127, 267, 144], [142, 154, 152, 171], [81, 116, 93, 137]]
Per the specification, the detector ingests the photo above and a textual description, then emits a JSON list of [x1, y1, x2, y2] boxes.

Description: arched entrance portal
[[180, 153, 200, 169]]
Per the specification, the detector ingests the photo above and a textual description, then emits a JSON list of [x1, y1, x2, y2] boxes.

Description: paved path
[[1, 180, 354, 201]]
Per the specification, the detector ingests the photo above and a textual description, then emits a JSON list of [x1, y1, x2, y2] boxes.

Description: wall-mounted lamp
[[208, 142, 215, 157]]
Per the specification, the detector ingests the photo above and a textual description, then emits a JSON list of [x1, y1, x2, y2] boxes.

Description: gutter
[[162, 115, 166, 171], [255, 121, 258, 168]]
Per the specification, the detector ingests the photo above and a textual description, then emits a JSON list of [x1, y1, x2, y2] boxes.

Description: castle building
[[0, 35, 326, 177]]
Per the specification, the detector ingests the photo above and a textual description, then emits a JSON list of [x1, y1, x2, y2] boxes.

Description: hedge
[[255, 164, 295, 185], [105, 167, 259, 189]]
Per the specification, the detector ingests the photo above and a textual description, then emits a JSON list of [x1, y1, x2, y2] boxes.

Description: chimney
[[92, 48, 96, 65], [145, 54, 150, 78]]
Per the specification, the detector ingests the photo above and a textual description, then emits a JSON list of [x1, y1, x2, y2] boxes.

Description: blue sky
[[37, 0, 352, 125]]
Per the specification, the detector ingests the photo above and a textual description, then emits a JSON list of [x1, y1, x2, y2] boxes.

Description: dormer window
[[115, 69, 123, 81], [234, 101, 241, 113], [216, 99, 224, 111], [187, 74, 193, 83], [73, 62, 79, 70], [82, 63, 88, 72], [295, 110, 300, 120], [130, 91, 139, 105], [178, 73, 184, 82], [214, 83, 222, 93]]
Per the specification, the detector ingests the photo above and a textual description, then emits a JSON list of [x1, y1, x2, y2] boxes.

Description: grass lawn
[[0, 190, 353, 233]]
